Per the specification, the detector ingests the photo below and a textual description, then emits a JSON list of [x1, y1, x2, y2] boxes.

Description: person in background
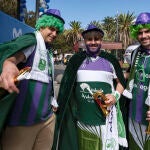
[[0, 8, 65, 150], [52, 24, 128, 150], [123, 12, 150, 150]]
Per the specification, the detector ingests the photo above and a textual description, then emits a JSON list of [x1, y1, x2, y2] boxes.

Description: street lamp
[[115, 11, 119, 42], [114, 11, 119, 58], [35, 0, 40, 20]]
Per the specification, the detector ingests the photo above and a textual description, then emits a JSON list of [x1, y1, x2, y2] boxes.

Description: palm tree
[[24, 11, 36, 28], [117, 12, 136, 49], [102, 12, 136, 48], [102, 16, 116, 41], [65, 21, 82, 47]]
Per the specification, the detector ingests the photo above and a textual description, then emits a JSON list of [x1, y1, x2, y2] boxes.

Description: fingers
[[105, 94, 116, 105], [146, 111, 150, 121], [0, 74, 19, 94], [0, 61, 20, 93], [52, 106, 58, 112]]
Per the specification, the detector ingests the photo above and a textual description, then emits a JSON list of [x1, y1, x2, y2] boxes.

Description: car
[[63, 54, 73, 65], [124, 44, 140, 64]]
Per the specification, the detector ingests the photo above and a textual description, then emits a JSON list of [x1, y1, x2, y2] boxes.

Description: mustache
[[141, 37, 149, 41], [87, 44, 100, 47]]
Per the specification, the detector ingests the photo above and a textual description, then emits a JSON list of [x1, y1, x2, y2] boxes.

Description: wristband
[[113, 91, 121, 102]]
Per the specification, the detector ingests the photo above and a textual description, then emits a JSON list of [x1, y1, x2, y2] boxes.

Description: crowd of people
[[0, 8, 150, 150]]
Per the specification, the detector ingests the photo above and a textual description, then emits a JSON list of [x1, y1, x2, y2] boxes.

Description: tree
[[52, 32, 72, 53], [65, 21, 82, 47], [102, 17, 116, 41], [117, 12, 136, 49], [0, 0, 17, 19], [0, 0, 36, 27], [102, 12, 136, 49], [24, 11, 36, 28]]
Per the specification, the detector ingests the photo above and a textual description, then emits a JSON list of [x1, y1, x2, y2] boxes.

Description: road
[[54, 64, 66, 98], [54, 64, 66, 80]]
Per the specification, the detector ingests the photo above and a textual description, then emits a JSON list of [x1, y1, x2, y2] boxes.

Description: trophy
[[0, 67, 31, 99], [80, 83, 110, 116]]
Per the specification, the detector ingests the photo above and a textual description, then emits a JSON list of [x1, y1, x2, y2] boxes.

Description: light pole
[[116, 12, 119, 42], [17, 0, 21, 20], [115, 11, 119, 58], [35, 0, 40, 20]]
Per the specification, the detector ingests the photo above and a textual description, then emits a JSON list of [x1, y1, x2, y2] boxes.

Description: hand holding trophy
[[0, 67, 31, 99], [80, 83, 110, 116]]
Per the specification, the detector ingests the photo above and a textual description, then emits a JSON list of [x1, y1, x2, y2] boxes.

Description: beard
[[86, 44, 101, 57]]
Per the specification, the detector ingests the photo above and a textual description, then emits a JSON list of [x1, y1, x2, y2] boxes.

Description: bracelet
[[113, 91, 121, 102]]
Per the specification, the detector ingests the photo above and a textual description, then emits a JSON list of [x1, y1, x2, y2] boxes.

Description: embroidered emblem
[[105, 138, 116, 149], [38, 58, 46, 70]]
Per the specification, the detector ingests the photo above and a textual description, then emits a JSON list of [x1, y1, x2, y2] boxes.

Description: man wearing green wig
[[123, 12, 150, 150], [0, 9, 65, 150]]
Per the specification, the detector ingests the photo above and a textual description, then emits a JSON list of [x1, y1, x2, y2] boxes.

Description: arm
[[0, 51, 26, 93], [105, 79, 124, 105]]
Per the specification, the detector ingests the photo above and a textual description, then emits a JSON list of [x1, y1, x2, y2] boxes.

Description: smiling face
[[83, 31, 103, 54], [85, 36, 102, 52], [39, 27, 58, 44], [137, 28, 150, 49]]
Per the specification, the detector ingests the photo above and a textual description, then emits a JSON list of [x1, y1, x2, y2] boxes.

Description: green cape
[[52, 51, 127, 150], [0, 33, 36, 133]]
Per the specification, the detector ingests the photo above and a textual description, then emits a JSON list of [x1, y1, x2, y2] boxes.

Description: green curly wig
[[130, 24, 150, 39], [35, 15, 64, 34]]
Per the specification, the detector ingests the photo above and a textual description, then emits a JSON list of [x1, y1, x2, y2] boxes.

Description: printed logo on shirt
[[38, 58, 46, 71]]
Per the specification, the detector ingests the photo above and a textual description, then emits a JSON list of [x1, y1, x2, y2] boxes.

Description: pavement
[[54, 63, 66, 70], [54, 64, 66, 98]]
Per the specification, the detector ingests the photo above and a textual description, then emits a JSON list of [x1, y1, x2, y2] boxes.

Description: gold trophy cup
[[93, 90, 110, 116], [0, 67, 31, 99]]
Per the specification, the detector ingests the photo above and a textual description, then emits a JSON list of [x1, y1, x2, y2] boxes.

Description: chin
[[47, 39, 53, 43], [89, 48, 97, 52]]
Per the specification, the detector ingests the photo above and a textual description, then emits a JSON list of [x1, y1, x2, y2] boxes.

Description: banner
[[0, 11, 34, 43]]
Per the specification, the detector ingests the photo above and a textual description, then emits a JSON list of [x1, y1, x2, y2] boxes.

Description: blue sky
[[26, 0, 150, 29]]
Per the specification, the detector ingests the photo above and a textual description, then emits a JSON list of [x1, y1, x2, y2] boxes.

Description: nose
[[142, 32, 146, 37], [91, 39, 95, 44], [52, 30, 57, 38]]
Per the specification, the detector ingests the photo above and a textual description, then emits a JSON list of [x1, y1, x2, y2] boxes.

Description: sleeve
[[22, 45, 35, 61], [110, 63, 117, 79], [51, 97, 58, 107]]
